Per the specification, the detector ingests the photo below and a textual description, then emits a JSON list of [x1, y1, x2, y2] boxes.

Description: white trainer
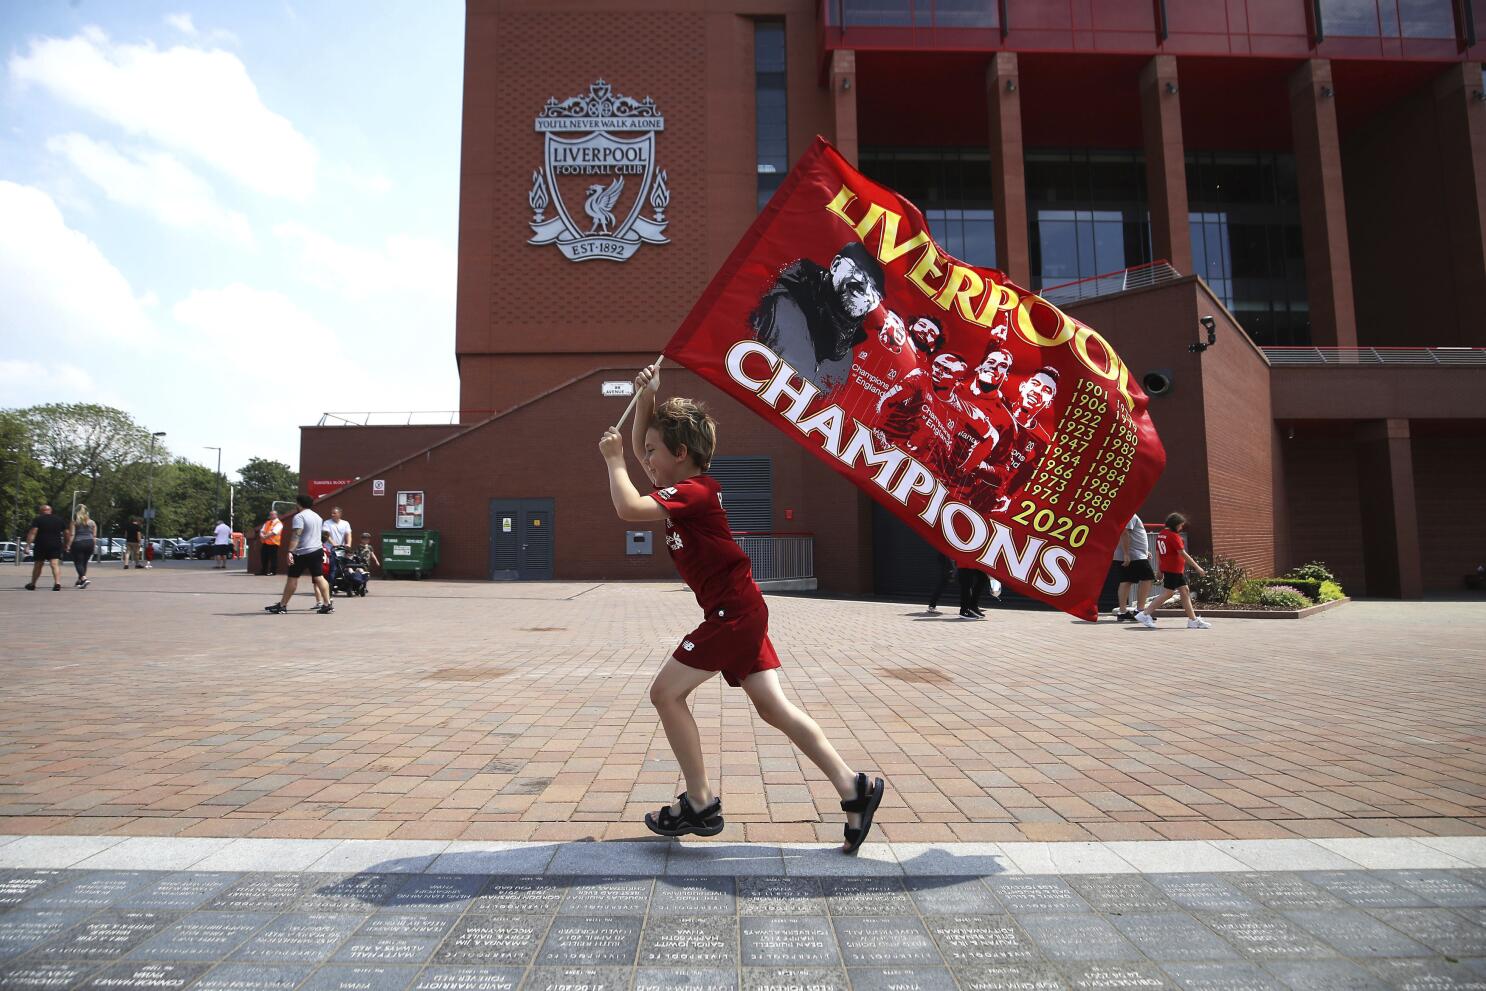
[[1187, 617, 1212, 629], [1135, 611, 1156, 628]]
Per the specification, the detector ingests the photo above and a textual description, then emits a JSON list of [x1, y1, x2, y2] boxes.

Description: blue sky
[[1, 1, 465, 475]]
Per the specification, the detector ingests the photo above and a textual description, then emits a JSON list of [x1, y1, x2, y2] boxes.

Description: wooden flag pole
[[612, 355, 665, 431]]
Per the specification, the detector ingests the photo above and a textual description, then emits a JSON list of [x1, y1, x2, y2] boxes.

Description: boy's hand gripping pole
[[612, 355, 665, 432]]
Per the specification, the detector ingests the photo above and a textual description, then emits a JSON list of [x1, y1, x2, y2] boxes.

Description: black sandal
[[644, 793, 724, 837], [841, 772, 885, 854]]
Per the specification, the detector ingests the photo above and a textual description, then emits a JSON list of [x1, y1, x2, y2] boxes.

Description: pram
[[327, 545, 370, 597]]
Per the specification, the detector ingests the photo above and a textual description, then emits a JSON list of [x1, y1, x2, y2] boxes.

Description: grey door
[[489, 498, 555, 581]]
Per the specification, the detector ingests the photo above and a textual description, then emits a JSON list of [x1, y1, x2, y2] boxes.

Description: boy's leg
[[1178, 586, 1197, 620], [1137, 579, 1152, 610], [649, 658, 721, 813], [740, 669, 863, 849]]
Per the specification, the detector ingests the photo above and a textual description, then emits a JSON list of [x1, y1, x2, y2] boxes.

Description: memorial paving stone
[[520, 965, 632, 991], [536, 915, 642, 966], [1147, 877, 1259, 913], [0, 870, 67, 908], [1283, 908, 1434, 957], [1066, 876, 1178, 916], [1015, 914, 1143, 962], [0, 960, 99, 990], [125, 910, 275, 960], [1059, 961, 1176, 990], [333, 913, 455, 965], [1193, 912, 1339, 961], [988, 878, 1092, 915], [1261, 959, 1389, 991], [77, 959, 210, 989], [27, 910, 176, 961], [206, 874, 315, 912], [228, 912, 364, 962], [1381, 871, 1486, 908], [741, 916, 841, 966], [1456, 906, 1486, 928], [297, 963, 420, 991], [432, 916, 546, 966], [28, 872, 157, 909], [385, 875, 486, 914], [922, 915, 1040, 965], [823, 878, 914, 916], [637, 914, 737, 967], [299, 872, 410, 912], [634, 966, 738, 991], [1370, 908, 1486, 957], [740, 965, 849, 991], [1223, 875, 1343, 912], [739, 877, 826, 915], [0, 909, 93, 959], [1363, 957, 1486, 990], [844, 965, 958, 991], [410, 965, 524, 991], [189, 962, 314, 991], [1157, 961, 1286, 991], [557, 877, 651, 916], [651, 876, 736, 915], [950, 962, 1070, 990], [116, 873, 238, 912], [470, 876, 565, 916], [1108, 913, 1241, 961], [904, 877, 999, 915], [1298, 872, 1430, 909], [832, 917, 943, 967]]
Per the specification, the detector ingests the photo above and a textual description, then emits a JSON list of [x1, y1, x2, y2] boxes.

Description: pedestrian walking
[[122, 516, 143, 569], [1113, 513, 1155, 622], [265, 494, 332, 614], [258, 511, 283, 575], [926, 552, 955, 614], [211, 520, 232, 569], [956, 566, 1002, 618], [70, 505, 97, 588], [324, 507, 352, 549], [24, 504, 69, 591], [1136, 512, 1212, 629], [600, 361, 885, 852]]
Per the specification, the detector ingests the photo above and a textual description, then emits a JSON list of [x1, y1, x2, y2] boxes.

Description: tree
[[148, 460, 221, 538], [237, 458, 299, 531], [0, 411, 47, 540]]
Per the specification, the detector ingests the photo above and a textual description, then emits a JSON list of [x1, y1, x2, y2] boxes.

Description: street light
[[204, 446, 222, 530], [71, 489, 86, 525], [144, 432, 166, 554]]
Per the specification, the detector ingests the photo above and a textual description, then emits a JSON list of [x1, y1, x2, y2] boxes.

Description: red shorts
[[673, 602, 781, 688]]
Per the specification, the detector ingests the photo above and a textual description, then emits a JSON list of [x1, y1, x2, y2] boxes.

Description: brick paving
[[0, 569, 1482, 844]]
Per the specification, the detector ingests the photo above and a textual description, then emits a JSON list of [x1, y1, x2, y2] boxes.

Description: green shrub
[[1286, 561, 1336, 584], [1229, 580, 1262, 605], [1189, 555, 1248, 604], [1318, 579, 1345, 603], [1261, 577, 1324, 601], [1258, 584, 1312, 609]]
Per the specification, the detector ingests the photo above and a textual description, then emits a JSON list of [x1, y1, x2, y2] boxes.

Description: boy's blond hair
[[650, 398, 717, 471]]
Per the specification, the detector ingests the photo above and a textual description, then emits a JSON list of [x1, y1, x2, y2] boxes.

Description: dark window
[[1025, 149, 1152, 291], [1187, 151, 1309, 346], [857, 148, 997, 268], [755, 21, 788, 212], [1318, 0, 1457, 37], [708, 457, 773, 532]]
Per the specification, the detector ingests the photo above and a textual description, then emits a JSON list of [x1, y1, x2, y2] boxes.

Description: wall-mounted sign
[[602, 381, 635, 397], [527, 79, 671, 262], [395, 491, 424, 530], [307, 479, 354, 499], [372, 480, 386, 496]]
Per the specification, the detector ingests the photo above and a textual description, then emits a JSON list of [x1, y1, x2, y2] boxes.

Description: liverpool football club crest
[[527, 79, 671, 262]]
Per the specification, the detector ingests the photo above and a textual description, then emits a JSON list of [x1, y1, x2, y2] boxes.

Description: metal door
[[488, 499, 554, 581], [521, 504, 553, 579]]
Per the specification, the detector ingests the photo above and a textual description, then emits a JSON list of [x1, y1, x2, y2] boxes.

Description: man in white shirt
[[212, 520, 233, 570], [1114, 513, 1155, 622], [265, 495, 333, 615], [325, 507, 353, 549]]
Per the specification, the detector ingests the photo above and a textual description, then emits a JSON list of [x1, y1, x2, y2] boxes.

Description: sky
[[0, 0, 466, 477]]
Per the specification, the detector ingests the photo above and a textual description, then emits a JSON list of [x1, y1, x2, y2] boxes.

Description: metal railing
[[1263, 347, 1486, 366], [1040, 260, 1183, 307], [318, 411, 491, 426], [734, 532, 815, 582]]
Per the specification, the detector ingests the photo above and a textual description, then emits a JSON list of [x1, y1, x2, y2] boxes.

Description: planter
[[1155, 597, 1351, 620]]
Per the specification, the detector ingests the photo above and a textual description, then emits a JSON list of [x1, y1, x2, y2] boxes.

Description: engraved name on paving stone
[[300, 873, 407, 910], [558, 877, 651, 915], [231, 913, 364, 961], [334, 913, 455, 964], [823, 879, 913, 916], [521, 964, 633, 991], [1299, 872, 1429, 909], [634, 966, 738, 991], [1370, 909, 1486, 957], [208, 874, 311, 912], [298, 963, 421, 991], [651, 876, 736, 915], [0, 961, 98, 990], [31, 911, 173, 959], [844, 965, 959, 991], [904, 878, 999, 915], [739, 965, 850, 991], [130, 911, 275, 960], [1384, 870, 1486, 907], [832, 917, 942, 965], [924, 915, 1039, 964], [638, 915, 737, 966], [409, 965, 524, 991], [740, 877, 825, 915], [1365, 957, 1486, 991], [188, 962, 315, 991], [951, 962, 1071, 991], [1224, 875, 1341, 911], [0, 870, 66, 907], [1017, 915, 1142, 962], [387, 874, 485, 913], [76, 960, 210, 989], [433, 916, 544, 965], [31, 872, 155, 908], [741, 917, 840, 966], [0, 909, 93, 956], [1147, 876, 1258, 913], [1157, 961, 1285, 991], [1061, 962, 1174, 990], [471, 876, 565, 915], [1067, 876, 1175, 915], [1283, 908, 1433, 957], [988, 878, 1090, 915], [1109, 913, 1239, 961], [122, 873, 238, 911], [537, 915, 642, 965], [1195, 912, 1337, 960], [1261, 959, 1389, 991]]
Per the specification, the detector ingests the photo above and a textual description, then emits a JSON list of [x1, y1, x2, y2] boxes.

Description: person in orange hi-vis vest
[[258, 511, 283, 577]]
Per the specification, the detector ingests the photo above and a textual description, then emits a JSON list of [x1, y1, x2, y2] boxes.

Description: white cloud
[[9, 28, 316, 199], [274, 222, 454, 302], [0, 360, 100, 400], [47, 133, 254, 244], [0, 181, 158, 348], [173, 283, 341, 353], [164, 13, 197, 35]]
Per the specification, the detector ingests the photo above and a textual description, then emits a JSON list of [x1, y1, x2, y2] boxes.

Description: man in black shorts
[[25, 504, 69, 591], [265, 494, 332, 614]]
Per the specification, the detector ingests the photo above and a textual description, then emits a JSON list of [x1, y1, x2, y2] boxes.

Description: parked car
[[189, 536, 217, 559], [162, 537, 191, 559], [0, 541, 18, 562], [95, 537, 126, 560]]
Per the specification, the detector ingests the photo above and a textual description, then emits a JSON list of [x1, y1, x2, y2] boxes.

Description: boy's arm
[[601, 429, 669, 522], [630, 363, 660, 484]]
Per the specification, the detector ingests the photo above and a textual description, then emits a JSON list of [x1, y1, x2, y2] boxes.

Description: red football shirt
[[1155, 527, 1186, 573], [829, 307, 924, 430], [650, 475, 763, 614]]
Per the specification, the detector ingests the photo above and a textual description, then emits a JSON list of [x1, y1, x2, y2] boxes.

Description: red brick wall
[[299, 426, 462, 487], [1412, 429, 1486, 591]]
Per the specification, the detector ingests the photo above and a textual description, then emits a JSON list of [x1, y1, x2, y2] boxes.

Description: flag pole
[[612, 355, 665, 432]]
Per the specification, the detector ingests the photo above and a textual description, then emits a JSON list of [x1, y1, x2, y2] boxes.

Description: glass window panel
[[1397, 0, 1456, 36], [755, 22, 787, 211], [1320, 0, 1384, 35]]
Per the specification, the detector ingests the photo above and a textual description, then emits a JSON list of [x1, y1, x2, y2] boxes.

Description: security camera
[[1190, 315, 1218, 353]]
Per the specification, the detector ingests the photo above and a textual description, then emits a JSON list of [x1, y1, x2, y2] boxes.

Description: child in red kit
[[1136, 512, 1212, 629], [598, 362, 886, 853]]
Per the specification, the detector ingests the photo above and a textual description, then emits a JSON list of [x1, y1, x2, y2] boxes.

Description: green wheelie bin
[[381, 530, 440, 580]]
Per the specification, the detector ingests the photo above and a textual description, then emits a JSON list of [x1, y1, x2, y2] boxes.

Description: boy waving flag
[[661, 137, 1166, 620]]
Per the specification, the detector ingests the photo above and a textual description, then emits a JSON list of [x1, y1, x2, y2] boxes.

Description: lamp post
[[204, 446, 222, 530], [71, 489, 85, 525], [144, 432, 166, 554]]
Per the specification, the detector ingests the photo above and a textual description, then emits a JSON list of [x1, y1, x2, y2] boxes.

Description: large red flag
[[664, 137, 1165, 620]]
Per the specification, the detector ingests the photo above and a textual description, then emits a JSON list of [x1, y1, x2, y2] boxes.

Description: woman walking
[[71, 505, 97, 588]]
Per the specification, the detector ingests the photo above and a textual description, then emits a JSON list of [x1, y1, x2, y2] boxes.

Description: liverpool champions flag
[[664, 137, 1165, 620]]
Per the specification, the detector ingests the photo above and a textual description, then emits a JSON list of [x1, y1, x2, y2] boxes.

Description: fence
[[733, 532, 815, 582], [1040, 260, 1183, 307], [1262, 347, 1486, 366]]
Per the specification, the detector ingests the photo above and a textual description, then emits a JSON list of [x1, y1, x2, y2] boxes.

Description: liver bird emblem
[[583, 177, 624, 234]]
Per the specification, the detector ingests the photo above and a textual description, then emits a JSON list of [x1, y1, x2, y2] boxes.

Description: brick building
[[300, 0, 1486, 598]]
